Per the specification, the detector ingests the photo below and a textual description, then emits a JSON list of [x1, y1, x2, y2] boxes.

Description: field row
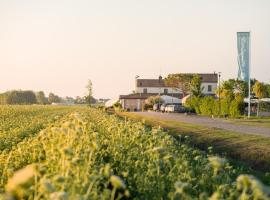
[[0, 107, 269, 199]]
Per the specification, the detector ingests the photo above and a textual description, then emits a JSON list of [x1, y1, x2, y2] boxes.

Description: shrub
[[229, 96, 244, 117], [199, 96, 216, 115]]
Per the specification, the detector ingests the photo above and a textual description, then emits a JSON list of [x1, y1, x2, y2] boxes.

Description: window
[[143, 88, 147, 93], [208, 85, 212, 92], [164, 89, 168, 94], [139, 82, 142, 86]]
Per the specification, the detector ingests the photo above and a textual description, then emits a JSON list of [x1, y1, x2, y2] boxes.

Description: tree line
[[0, 90, 96, 105]]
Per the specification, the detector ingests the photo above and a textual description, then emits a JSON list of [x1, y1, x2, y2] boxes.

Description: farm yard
[[0, 106, 270, 199]]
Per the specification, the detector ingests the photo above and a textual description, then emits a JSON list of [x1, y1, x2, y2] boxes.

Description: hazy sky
[[0, 0, 269, 99]]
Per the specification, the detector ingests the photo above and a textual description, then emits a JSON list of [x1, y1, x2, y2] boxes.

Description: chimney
[[158, 75, 162, 82]]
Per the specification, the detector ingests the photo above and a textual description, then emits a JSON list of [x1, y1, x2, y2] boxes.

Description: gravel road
[[135, 112, 270, 137]]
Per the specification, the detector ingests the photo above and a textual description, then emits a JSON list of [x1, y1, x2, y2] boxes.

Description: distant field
[[1, 106, 270, 199]]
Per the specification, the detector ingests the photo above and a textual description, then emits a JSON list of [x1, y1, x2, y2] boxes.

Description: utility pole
[[218, 72, 221, 117], [248, 31, 251, 118]]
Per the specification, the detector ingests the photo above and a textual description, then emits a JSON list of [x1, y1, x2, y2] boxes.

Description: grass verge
[[116, 111, 270, 175]]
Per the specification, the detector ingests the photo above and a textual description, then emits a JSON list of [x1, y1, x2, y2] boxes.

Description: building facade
[[120, 73, 218, 111]]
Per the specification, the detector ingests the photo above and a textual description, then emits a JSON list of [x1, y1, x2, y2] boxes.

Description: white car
[[165, 104, 186, 113]]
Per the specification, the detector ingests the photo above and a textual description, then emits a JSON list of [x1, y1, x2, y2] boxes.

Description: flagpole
[[248, 31, 251, 118]]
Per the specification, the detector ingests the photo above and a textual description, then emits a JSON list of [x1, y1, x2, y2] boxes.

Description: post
[[248, 32, 251, 118], [218, 72, 221, 117]]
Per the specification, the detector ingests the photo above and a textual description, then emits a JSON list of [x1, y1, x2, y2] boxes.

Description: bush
[[144, 103, 153, 111], [229, 97, 244, 117], [186, 96, 244, 118], [199, 96, 216, 115], [185, 97, 201, 114]]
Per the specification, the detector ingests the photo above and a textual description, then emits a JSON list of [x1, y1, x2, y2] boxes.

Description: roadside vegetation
[[117, 111, 270, 173]]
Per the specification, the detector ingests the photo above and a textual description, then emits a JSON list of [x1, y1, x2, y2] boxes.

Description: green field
[[0, 106, 270, 199]]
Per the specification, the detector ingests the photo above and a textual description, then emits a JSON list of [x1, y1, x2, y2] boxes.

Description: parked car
[[153, 103, 162, 111], [160, 103, 167, 112], [165, 104, 186, 113]]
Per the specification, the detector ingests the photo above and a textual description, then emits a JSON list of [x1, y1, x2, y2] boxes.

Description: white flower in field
[[174, 181, 188, 194], [103, 164, 111, 177], [49, 191, 68, 200], [209, 192, 220, 200], [237, 174, 270, 198], [110, 175, 126, 189], [151, 146, 165, 153], [6, 164, 36, 192], [208, 156, 227, 175]]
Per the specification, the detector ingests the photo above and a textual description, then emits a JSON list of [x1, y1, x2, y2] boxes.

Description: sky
[[0, 0, 269, 99]]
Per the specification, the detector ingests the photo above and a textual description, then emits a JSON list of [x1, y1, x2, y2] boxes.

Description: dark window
[[208, 85, 212, 92], [139, 82, 142, 86], [164, 89, 168, 94], [143, 88, 147, 93]]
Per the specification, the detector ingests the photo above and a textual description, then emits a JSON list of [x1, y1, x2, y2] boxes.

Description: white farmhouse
[[120, 73, 218, 111]]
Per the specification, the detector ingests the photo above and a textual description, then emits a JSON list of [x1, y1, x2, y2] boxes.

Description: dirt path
[[135, 112, 270, 137]]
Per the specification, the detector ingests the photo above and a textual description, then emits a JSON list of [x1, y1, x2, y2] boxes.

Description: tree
[[86, 80, 93, 105], [145, 95, 164, 106], [165, 74, 194, 97], [252, 81, 268, 117], [5, 90, 37, 104], [48, 93, 61, 104], [190, 74, 203, 97], [216, 79, 247, 100], [252, 81, 267, 99], [36, 91, 48, 104]]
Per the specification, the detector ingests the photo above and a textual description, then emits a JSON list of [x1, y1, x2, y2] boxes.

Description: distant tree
[[48, 93, 61, 104], [190, 74, 204, 97], [36, 91, 48, 104], [3, 90, 37, 104], [84, 95, 96, 104], [0, 93, 7, 104], [86, 80, 93, 105], [165, 74, 194, 97]]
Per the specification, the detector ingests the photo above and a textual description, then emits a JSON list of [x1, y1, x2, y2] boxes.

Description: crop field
[[0, 106, 270, 200]]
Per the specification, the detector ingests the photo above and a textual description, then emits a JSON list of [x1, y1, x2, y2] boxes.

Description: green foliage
[[199, 96, 217, 115], [0, 90, 37, 105], [253, 81, 268, 99], [48, 93, 61, 104], [0, 107, 269, 199], [190, 74, 203, 97], [185, 96, 201, 114], [185, 95, 244, 118], [165, 74, 194, 96], [217, 79, 248, 99], [229, 96, 245, 117], [146, 95, 164, 106], [35, 91, 48, 105]]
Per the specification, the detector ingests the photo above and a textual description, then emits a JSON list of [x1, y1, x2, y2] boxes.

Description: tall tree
[[86, 80, 93, 105], [190, 74, 203, 97], [36, 91, 47, 104], [165, 74, 194, 97]]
